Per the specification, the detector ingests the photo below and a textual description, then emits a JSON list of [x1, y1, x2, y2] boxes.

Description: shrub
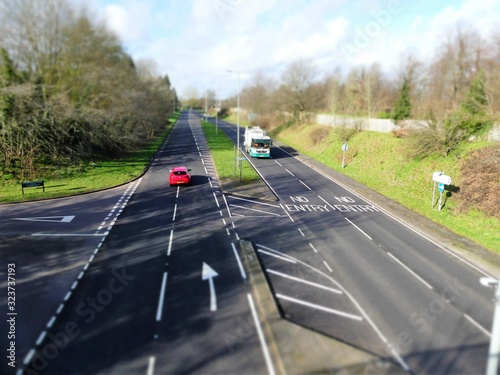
[[456, 145, 500, 219], [310, 127, 330, 145]]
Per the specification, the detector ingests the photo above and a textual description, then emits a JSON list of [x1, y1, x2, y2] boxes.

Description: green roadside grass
[[200, 120, 260, 183], [275, 124, 499, 253], [0, 114, 179, 204]]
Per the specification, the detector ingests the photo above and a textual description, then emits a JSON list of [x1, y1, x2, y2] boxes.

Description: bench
[[21, 180, 45, 195]]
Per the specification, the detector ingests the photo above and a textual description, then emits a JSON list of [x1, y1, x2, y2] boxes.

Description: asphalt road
[[1, 111, 270, 375], [1, 110, 497, 375], [208, 114, 497, 374]]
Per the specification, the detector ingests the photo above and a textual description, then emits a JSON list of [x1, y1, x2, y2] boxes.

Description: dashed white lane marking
[[299, 180, 312, 190], [232, 243, 247, 280], [23, 179, 143, 370], [147, 356, 156, 375], [156, 272, 168, 322], [323, 261, 333, 273], [167, 230, 174, 256], [345, 217, 372, 240], [464, 313, 491, 337], [387, 252, 433, 290], [309, 243, 318, 253]]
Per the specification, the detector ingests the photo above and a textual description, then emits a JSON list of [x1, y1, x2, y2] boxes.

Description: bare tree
[[279, 58, 318, 124]]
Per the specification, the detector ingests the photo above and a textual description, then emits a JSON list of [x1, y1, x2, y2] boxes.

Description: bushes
[[457, 145, 500, 219]]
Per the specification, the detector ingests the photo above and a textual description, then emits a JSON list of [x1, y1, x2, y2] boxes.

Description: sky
[[85, 0, 500, 99]]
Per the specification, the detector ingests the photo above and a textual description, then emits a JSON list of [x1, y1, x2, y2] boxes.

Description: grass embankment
[[0, 114, 179, 204], [274, 124, 499, 253], [200, 120, 260, 183]]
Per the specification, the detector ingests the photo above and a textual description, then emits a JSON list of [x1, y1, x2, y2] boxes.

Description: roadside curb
[[238, 239, 406, 375]]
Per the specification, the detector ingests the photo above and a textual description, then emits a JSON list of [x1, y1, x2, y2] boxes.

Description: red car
[[169, 166, 191, 186]]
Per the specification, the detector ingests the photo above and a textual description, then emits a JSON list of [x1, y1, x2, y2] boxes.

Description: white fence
[[316, 114, 500, 141]]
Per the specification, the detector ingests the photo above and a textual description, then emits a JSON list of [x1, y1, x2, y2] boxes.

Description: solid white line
[[299, 180, 312, 190], [279, 203, 295, 222], [228, 195, 281, 208], [230, 204, 283, 217], [167, 230, 174, 256], [172, 204, 177, 221], [267, 269, 342, 294], [222, 194, 232, 218], [247, 294, 276, 375], [259, 242, 411, 372], [464, 313, 491, 337], [276, 294, 362, 321], [213, 192, 220, 207], [156, 272, 168, 321], [147, 356, 156, 375], [258, 249, 297, 264], [232, 243, 247, 280], [323, 261, 333, 273], [344, 217, 373, 240], [387, 253, 433, 289], [309, 243, 318, 253]]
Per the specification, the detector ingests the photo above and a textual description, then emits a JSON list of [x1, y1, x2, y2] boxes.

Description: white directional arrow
[[13, 216, 75, 223], [202, 262, 219, 312]]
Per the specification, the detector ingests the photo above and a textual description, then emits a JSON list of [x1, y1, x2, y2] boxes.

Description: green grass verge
[[276, 124, 499, 253], [0, 113, 179, 204], [200, 120, 260, 183]]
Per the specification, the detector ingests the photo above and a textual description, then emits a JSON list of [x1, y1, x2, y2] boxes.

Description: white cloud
[[90, 0, 500, 98]]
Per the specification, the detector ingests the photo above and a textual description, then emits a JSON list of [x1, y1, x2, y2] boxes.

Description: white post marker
[[202, 263, 219, 311], [341, 142, 348, 169]]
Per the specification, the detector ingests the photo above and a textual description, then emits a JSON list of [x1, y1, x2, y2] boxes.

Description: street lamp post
[[481, 276, 500, 375], [226, 69, 246, 180]]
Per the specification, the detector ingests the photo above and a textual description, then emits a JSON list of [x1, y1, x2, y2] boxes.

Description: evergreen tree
[[461, 70, 488, 116], [391, 77, 412, 122]]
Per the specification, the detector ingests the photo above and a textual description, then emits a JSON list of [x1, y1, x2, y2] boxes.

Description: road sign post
[[432, 172, 451, 211]]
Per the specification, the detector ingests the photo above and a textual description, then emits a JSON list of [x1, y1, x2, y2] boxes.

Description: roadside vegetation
[[0, 114, 178, 203], [274, 124, 499, 253], [200, 121, 260, 184]]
